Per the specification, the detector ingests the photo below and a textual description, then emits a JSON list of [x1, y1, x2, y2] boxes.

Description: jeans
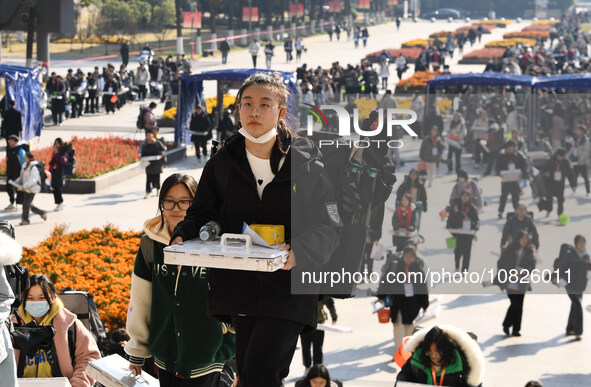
[[447, 145, 462, 172], [138, 85, 147, 100], [454, 234, 474, 271], [22, 193, 45, 222]]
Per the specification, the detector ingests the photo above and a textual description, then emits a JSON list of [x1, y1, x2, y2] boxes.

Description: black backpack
[[63, 143, 76, 176], [35, 161, 50, 193], [136, 106, 148, 129]]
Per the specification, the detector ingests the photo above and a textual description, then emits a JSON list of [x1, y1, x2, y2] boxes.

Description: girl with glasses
[[125, 173, 236, 386], [171, 72, 341, 387]]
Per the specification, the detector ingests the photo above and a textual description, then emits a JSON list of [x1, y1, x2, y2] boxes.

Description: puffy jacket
[[567, 135, 591, 167], [172, 134, 341, 328], [141, 140, 166, 175], [419, 136, 445, 163], [396, 177, 428, 212], [14, 161, 41, 194], [14, 299, 101, 387], [446, 198, 479, 231]]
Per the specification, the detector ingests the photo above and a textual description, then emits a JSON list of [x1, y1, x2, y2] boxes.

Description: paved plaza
[[1, 19, 590, 387]]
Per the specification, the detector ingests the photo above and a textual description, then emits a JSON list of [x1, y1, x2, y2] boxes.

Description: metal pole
[[249, 0, 252, 34]]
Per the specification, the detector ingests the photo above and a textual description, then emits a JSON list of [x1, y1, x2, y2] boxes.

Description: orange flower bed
[[21, 224, 141, 331], [504, 31, 550, 39], [523, 25, 554, 32], [463, 48, 506, 59], [454, 24, 496, 34], [0, 137, 141, 179], [396, 70, 441, 91], [429, 30, 454, 38]]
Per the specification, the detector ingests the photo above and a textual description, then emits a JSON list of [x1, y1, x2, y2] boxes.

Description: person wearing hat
[[4, 135, 25, 211], [496, 140, 528, 219], [189, 105, 211, 162], [540, 148, 576, 217]]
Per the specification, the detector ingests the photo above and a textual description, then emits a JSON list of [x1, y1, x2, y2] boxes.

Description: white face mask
[[239, 127, 277, 144]]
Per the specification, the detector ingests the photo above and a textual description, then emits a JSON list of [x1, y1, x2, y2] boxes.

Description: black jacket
[[6, 144, 24, 179], [396, 177, 428, 212], [141, 140, 166, 175], [543, 155, 576, 191], [172, 134, 340, 327], [497, 243, 536, 293], [376, 257, 429, 324], [446, 198, 479, 231], [495, 150, 528, 179], [501, 215, 539, 249], [190, 111, 212, 140], [1, 108, 22, 138], [553, 244, 590, 294]]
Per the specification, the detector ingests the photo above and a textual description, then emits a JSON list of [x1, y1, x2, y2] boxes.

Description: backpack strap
[[140, 234, 155, 272], [67, 322, 77, 368]]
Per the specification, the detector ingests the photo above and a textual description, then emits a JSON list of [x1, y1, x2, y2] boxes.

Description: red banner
[[387, 0, 398, 5], [242, 6, 259, 22], [329, 1, 342, 12], [289, 3, 304, 17], [358, 0, 370, 10], [182, 12, 202, 28]]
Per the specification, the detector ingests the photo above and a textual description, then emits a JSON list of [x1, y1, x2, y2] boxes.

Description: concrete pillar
[[210, 33, 217, 52], [267, 25, 273, 41], [255, 27, 261, 42], [241, 28, 248, 46], [195, 36, 202, 55], [291, 22, 297, 39], [227, 30, 234, 47], [310, 20, 316, 34], [319, 18, 324, 32], [176, 36, 184, 55]]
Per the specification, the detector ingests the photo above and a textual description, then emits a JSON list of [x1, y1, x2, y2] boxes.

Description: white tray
[[164, 234, 288, 272], [448, 228, 477, 235], [18, 378, 71, 387], [500, 169, 522, 182], [85, 354, 159, 387], [527, 151, 550, 160]]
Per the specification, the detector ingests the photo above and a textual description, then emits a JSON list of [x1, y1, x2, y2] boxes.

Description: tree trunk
[[175, 0, 183, 54], [210, 6, 217, 34], [25, 6, 37, 68], [228, 2, 234, 30]]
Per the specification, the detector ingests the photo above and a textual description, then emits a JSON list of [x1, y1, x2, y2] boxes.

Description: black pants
[[381, 77, 388, 89], [51, 109, 64, 125], [75, 94, 84, 117], [7, 175, 24, 205], [231, 316, 304, 387], [499, 182, 520, 215], [193, 137, 208, 158], [503, 293, 525, 334], [447, 145, 461, 172], [296, 50, 302, 61], [146, 173, 161, 193], [138, 85, 147, 100], [22, 193, 45, 222], [104, 96, 117, 113], [454, 234, 473, 271], [158, 368, 221, 386], [484, 150, 499, 175], [397, 69, 404, 80], [52, 186, 64, 205], [300, 329, 325, 368], [251, 55, 257, 68], [542, 189, 565, 215], [86, 90, 98, 113], [567, 293, 583, 335], [573, 165, 590, 194]]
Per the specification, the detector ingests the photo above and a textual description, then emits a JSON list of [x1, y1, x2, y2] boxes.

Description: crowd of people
[[43, 52, 190, 126]]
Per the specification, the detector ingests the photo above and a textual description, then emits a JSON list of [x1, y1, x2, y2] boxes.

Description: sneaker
[[144, 192, 151, 199], [4, 203, 15, 211], [54, 203, 66, 212], [41, 212, 47, 221], [503, 326, 510, 336], [512, 331, 521, 337], [19, 220, 30, 226], [575, 335, 582, 341]]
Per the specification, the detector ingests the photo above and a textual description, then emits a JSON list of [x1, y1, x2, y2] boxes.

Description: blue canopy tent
[[176, 69, 297, 146], [426, 72, 536, 89], [0, 64, 42, 141], [532, 73, 591, 89]]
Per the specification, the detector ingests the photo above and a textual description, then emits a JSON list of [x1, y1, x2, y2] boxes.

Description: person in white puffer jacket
[[0, 221, 21, 387], [567, 125, 591, 195], [11, 152, 47, 225]]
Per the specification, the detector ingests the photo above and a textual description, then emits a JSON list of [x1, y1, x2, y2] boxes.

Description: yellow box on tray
[[250, 224, 285, 245]]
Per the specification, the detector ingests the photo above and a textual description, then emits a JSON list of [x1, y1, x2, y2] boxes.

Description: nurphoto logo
[[304, 103, 419, 149]]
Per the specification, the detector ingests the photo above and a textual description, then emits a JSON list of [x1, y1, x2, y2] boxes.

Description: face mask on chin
[[239, 127, 278, 144]]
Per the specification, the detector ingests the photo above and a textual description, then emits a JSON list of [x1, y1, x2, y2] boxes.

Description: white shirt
[[246, 149, 285, 199]]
